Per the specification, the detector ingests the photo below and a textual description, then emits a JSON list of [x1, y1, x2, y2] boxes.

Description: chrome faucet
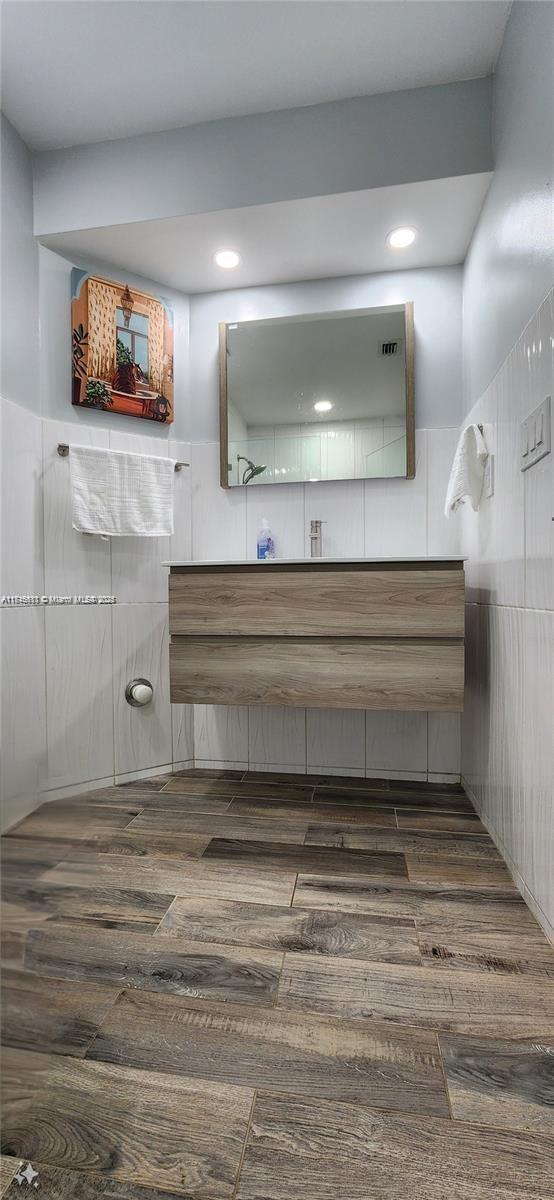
[[310, 519, 323, 558]]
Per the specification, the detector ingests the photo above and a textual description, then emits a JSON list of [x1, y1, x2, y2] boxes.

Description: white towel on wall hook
[[444, 424, 489, 518]]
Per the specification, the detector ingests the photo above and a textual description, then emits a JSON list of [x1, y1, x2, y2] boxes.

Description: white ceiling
[[1, 1, 510, 152], [41, 173, 492, 294]]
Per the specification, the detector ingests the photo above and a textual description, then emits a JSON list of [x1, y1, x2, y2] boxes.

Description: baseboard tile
[[41, 775, 115, 803], [193, 759, 248, 771], [366, 769, 427, 782], [115, 764, 173, 786], [248, 762, 307, 775], [308, 765, 365, 778]]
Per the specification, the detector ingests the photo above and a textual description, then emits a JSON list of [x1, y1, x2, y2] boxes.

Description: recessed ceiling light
[[214, 249, 241, 269], [387, 227, 417, 249], [314, 399, 333, 413]]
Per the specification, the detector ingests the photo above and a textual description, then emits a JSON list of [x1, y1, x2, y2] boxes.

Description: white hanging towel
[[444, 424, 488, 518], [69, 444, 176, 536]]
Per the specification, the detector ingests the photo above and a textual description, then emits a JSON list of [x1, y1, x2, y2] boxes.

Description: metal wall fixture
[[125, 678, 154, 706], [56, 444, 189, 470]]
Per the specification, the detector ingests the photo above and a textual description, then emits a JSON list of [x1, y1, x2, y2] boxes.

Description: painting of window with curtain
[[71, 270, 174, 424]]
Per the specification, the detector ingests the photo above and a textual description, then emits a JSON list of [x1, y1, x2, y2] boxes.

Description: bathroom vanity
[[167, 558, 464, 711]]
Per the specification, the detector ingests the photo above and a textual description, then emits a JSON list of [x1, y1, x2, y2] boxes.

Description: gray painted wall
[[39, 258, 462, 448], [1, 114, 39, 413], [39, 246, 190, 440], [189, 267, 463, 442], [32, 79, 492, 235], [463, 1, 553, 408]]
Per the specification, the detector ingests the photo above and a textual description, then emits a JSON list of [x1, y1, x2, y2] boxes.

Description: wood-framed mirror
[[219, 301, 414, 488]]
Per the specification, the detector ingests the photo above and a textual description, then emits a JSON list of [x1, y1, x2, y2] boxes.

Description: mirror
[[219, 302, 414, 488]]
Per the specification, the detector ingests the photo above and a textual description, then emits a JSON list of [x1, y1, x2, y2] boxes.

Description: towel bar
[[56, 444, 189, 470]]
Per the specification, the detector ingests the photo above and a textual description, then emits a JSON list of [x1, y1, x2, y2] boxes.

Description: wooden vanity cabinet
[[168, 560, 464, 712]]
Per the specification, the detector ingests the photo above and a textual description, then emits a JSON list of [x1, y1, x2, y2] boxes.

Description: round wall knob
[[125, 678, 154, 707]]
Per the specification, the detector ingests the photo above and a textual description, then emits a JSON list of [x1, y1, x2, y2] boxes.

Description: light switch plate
[[520, 396, 551, 472]]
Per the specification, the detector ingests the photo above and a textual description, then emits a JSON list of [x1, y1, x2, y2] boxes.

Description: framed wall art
[[71, 270, 174, 423]]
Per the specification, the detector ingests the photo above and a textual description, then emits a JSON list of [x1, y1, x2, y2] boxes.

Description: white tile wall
[[366, 711, 428, 778], [525, 449, 553, 611], [45, 605, 114, 790], [461, 292, 554, 940], [1, 397, 46, 830], [113, 602, 172, 776], [523, 609, 553, 935], [194, 703, 249, 769], [171, 701, 194, 769], [246, 484, 304, 560], [169, 438, 192, 563], [364, 430, 428, 557], [190, 434, 461, 567], [307, 708, 366, 775], [492, 353, 526, 607], [166, 441, 194, 766], [249, 705, 306, 772], [363, 429, 461, 560], [428, 712, 461, 775], [1, 398, 44, 594], [43, 418, 111, 594], [427, 427, 462, 556], [0, 608, 47, 830], [1, 404, 197, 826], [191, 441, 246, 560], [304, 479, 364, 558]]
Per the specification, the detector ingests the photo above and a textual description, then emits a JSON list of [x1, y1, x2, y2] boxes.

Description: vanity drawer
[[169, 567, 464, 639], [170, 636, 464, 711]]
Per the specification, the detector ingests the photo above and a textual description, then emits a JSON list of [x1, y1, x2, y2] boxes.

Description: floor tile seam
[[306, 829, 497, 850], [78, 985, 126, 1061], [277, 938, 554, 976], [156, 944, 422, 968], [232, 1087, 258, 1200], [314, 800, 477, 815], [225, 814, 400, 831], [150, 895, 181, 937], [250, 1092, 554, 1134], [432, 1029, 455, 1122], [269, 996, 554, 1044], [203, 1085, 477, 1128], [121, 808, 148, 830], [288, 874, 300, 909]]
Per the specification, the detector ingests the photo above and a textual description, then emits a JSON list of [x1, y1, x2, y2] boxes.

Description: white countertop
[[165, 556, 466, 566]]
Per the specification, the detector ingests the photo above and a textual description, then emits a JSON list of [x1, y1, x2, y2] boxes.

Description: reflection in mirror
[[219, 303, 414, 488]]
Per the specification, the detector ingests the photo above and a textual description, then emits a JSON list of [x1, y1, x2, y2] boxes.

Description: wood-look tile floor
[[2, 770, 554, 1199]]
